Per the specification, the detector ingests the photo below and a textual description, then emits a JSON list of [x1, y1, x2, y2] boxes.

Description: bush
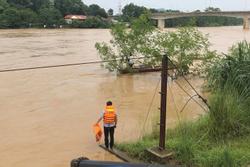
[[208, 89, 249, 140], [206, 41, 250, 140], [207, 41, 250, 93]]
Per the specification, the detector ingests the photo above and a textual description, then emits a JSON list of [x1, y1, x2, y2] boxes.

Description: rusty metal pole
[[159, 54, 168, 150]]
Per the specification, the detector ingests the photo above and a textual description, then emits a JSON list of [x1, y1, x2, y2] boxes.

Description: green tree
[[205, 7, 221, 12], [95, 13, 155, 72], [0, 0, 9, 13], [88, 4, 107, 18], [30, 0, 51, 12], [108, 8, 113, 16], [54, 0, 88, 16], [7, 0, 32, 8], [18, 8, 37, 27], [122, 3, 147, 22], [96, 14, 215, 74], [0, 7, 21, 28], [38, 7, 62, 26], [159, 27, 214, 74]]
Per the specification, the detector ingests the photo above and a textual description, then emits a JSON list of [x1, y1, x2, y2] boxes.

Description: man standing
[[96, 101, 117, 149]]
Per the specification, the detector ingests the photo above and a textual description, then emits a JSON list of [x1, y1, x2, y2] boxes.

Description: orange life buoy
[[93, 123, 102, 142]]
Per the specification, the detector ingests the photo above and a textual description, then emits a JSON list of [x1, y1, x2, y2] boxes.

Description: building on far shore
[[64, 15, 87, 24]]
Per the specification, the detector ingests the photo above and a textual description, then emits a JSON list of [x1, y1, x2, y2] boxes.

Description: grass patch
[[118, 134, 158, 161], [116, 117, 250, 166]]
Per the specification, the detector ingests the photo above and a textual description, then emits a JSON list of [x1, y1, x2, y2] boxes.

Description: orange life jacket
[[103, 105, 116, 124]]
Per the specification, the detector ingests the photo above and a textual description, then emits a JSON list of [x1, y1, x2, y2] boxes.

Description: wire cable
[[168, 72, 208, 113], [168, 82, 181, 123], [139, 78, 161, 139], [167, 57, 210, 109], [0, 57, 146, 73], [179, 95, 198, 113], [0, 54, 210, 112]]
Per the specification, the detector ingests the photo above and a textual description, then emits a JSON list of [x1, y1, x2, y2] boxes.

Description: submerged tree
[[96, 13, 215, 74], [95, 13, 154, 72]]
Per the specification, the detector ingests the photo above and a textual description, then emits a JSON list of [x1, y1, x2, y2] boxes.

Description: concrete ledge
[[147, 147, 173, 159], [99, 144, 142, 163]]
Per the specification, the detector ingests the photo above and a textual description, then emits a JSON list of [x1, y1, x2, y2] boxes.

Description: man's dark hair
[[106, 101, 112, 106]]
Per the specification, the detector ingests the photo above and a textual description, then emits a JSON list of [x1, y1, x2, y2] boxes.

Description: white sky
[[83, 0, 250, 13]]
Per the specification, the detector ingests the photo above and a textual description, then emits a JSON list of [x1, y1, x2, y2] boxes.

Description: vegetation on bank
[[116, 41, 250, 166], [119, 4, 243, 27], [0, 0, 111, 28], [0, 1, 243, 29]]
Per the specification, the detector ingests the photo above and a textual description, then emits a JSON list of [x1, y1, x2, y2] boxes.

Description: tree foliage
[[205, 7, 221, 12], [96, 14, 215, 74], [54, 0, 88, 16], [7, 0, 32, 8], [95, 13, 154, 72], [0, 0, 109, 28], [120, 5, 242, 28], [30, 0, 51, 12], [0, 0, 9, 13], [166, 16, 242, 28], [38, 7, 63, 26], [108, 8, 113, 16], [121, 3, 147, 22], [87, 4, 107, 18]]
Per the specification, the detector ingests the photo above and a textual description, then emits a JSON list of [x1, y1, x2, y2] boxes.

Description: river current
[[0, 27, 249, 167]]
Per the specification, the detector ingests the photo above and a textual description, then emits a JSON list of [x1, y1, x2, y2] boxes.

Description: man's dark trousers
[[104, 126, 115, 149]]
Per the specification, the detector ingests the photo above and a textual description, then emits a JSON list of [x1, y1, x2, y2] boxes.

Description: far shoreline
[[0, 25, 244, 31]]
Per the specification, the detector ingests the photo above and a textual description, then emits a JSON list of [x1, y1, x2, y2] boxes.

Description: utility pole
[[159, 54, 168, 150]]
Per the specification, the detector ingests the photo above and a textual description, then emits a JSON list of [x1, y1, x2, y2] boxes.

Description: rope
[[168, 81, 181, 123], [0, 57, 146, 73], [139, 78, 161, 139]]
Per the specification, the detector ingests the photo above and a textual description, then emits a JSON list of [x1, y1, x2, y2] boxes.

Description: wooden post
[[159, 54, 168, 150]]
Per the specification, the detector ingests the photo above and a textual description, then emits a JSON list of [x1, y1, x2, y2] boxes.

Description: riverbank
[[116, 41, 250, 167], [117, 116, 250, 166]]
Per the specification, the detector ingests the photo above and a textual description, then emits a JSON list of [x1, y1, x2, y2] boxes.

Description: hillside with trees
[[0, 1, 243, 29], [0, 0, 110, 28]]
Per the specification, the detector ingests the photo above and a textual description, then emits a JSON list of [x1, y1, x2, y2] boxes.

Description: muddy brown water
[[0, 27, 249, 167]]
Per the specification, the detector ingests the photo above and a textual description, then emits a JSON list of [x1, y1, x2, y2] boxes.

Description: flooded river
[[0, 27, 249, 167]]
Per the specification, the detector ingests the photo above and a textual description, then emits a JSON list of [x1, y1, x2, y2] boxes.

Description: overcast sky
[[83, 0, 250, 13]]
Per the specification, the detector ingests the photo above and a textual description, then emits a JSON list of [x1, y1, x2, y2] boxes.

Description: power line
[[0, 57, 146, 73], [0, 54, 210, 111]]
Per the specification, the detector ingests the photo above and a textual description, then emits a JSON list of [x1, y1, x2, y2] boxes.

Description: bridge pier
[[243, 16, 249, 29], [157, 19, 165, 30]]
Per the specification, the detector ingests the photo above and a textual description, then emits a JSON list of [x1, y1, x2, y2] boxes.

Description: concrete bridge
[[151, 11, 250, 29]]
